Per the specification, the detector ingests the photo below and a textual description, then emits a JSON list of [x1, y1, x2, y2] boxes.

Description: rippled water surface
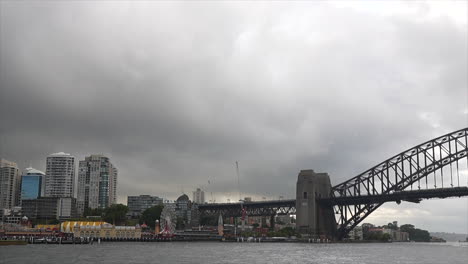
[[1, 242, 467, 264]]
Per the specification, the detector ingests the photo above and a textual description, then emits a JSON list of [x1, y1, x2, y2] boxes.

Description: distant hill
[[430, 232, 467, 242]]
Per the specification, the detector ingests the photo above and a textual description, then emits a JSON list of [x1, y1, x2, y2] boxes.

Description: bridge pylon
[[296, 170, 336, 238]]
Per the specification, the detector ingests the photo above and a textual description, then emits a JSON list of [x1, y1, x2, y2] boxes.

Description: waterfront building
[[22, 197, 78, 220], [61, 221, 108, 233], [77, 155, 118, 215], [1, 206, 22, 224], [44, 152, 75, 198], [72, 223, 141, 239], [0, 159, 20, 209], [392, 230, 409, 241], [163, 201, 176, 211], [192, 188, 205, 204], [20, 167, 45, 201], [175, 194, 192, 228], [127, 195, 163, 218]]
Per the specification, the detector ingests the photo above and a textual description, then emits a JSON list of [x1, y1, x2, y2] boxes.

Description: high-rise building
[[127, 195, 163, 218], [192, 188, 205, 204], [0, 159, 20, 209], [44, 152, 75, 198], [110, 165, 118, 205], [77, 155, 117, 215], [20, 167, 45, 201]]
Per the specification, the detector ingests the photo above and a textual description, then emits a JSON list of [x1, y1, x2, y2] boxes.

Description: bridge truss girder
[[198, 200, 296, 218], [330, 128, 468, 240]]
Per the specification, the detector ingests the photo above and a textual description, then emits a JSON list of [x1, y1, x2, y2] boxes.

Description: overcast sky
[[1, 1, 467, 233]]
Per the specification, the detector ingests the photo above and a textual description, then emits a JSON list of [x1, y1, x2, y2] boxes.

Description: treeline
[[362, 222, 431, 242], [82, 204, 164, 227], [400, 224, 431, 242]]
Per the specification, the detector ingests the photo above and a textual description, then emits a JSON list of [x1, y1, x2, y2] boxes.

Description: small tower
[[217, 214, 224, 236], [155, 220, 160, 234]]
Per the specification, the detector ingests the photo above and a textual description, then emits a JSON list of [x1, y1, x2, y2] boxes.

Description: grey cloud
[[0, 1, 467, 232]]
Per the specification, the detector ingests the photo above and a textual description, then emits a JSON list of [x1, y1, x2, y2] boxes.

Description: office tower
[[22, 197, 77, 220], [127, 195, 163, 218], [44, 152, 75, 198], [0, 159, 20, 209], [20, 167, 45, 201], [77, 155, 117, 215], [192, 188, 205, 204]]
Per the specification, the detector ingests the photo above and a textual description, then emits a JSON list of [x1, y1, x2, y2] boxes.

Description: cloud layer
[[1, 1, 467, 232]]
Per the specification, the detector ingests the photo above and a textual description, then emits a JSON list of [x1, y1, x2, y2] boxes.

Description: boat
[[0, 240, 28, 246]]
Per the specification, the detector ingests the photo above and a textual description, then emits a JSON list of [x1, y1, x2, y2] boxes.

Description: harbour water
[[1, 242, 467, 264]]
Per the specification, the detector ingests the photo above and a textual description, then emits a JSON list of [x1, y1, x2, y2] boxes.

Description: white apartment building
[[44, 152, 76, 198], [0, 159, 20, 209], [192, 188, 205, 204]]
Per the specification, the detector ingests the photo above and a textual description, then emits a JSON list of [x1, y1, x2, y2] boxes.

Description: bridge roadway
[[320, 186, 468, 206], [198, 187, 468, 217], [197, 199, 296, 217]]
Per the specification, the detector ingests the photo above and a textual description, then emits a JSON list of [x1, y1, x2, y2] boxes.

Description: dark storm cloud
[[1, 1, 467, 232]]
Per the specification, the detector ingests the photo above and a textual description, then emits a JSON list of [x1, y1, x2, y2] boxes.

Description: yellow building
[[73, 223, 141, 239], [61, 221, 108, 233]]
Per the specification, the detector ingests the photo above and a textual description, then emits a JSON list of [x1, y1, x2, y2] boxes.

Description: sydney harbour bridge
[[198, 127, 468, 240]]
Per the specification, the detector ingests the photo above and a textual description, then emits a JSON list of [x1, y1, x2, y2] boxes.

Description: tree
[[400, 224, 430, 242], [103, 204, 128, 225], [139, 205, 164, 229], [386, 222, 398, 230], [83, 207, 104, 218], [381, 233, 392, 241]]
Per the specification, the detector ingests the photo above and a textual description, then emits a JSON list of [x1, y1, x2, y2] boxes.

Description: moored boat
[[0, 240, 28, 245]]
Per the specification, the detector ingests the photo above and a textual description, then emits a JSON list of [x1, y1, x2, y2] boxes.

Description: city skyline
[[1, 1, 467, 234]]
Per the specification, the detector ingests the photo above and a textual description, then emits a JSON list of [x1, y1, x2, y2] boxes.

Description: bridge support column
[[296, 170, 336, 238]]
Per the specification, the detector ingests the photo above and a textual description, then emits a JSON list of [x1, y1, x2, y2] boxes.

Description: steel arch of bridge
[[329, 127, 468, 240]]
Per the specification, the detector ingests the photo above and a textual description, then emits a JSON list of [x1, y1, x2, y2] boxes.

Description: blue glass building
[[21, 168, 44, 200]]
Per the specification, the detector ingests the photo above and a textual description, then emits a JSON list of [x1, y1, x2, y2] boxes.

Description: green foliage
[[65, 217, 102, 222], [32, 218, 60, 226], [83, 207, 105, 218], [139, 205, 164, 229], [103, 204, 128, 225], [382, 233, 392, 241], [126, 219, 139, 226], [400, 224, 430, 242], [385, 222, 398, 230], [365, 232, 391, 241]]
